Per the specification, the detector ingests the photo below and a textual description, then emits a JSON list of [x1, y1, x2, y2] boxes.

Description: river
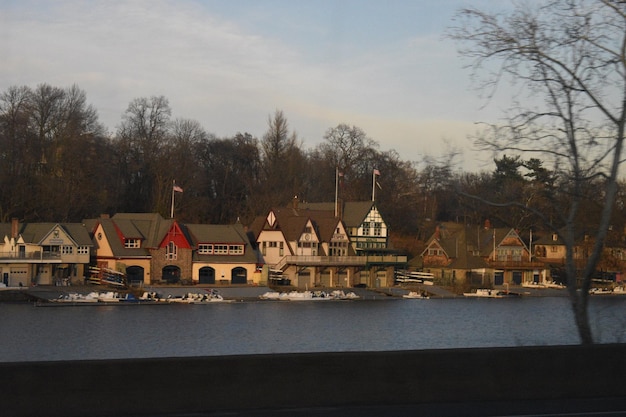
[[1, 296, 625, 362]]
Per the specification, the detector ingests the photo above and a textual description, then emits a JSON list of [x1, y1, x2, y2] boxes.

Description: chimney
[[484, 219, 491, 230], [292, 195, 299, 210], [11, 218, 19, 239]]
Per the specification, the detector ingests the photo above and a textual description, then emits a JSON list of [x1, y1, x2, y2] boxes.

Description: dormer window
[[552, 234, 558, 241], [125, 238, 141, 248]]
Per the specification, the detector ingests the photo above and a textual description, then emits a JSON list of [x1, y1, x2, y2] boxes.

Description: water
[[1, 296, 625, 362]]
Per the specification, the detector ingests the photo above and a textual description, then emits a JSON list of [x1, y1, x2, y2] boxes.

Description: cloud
[[0, 0, 495, 173]]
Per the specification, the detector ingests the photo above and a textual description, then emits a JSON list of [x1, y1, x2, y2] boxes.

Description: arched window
[[166, 241, 177, 260]]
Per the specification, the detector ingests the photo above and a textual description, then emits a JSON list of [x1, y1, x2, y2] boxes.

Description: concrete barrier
[[2, 344, 625, 417]]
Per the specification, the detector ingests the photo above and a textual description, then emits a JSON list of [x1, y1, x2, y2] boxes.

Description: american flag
[[173, 184, 183, 193], [373, 169, 380, 176]]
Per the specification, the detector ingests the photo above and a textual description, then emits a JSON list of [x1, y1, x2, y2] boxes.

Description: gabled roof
[[315, 217, 344, 242], [0, 222, 92, 246], [248, 206, 338, 242], [423, 222, 526, 269], [185, 223, 257, 263], [94, 213, 171, 257], [298, 201, 377, 228], [185, 223, 250, 245]]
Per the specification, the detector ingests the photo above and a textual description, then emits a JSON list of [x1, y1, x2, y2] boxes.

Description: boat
[[395, 270, 434, 285], [522, 281, 546, 288], [589, 287, 614, 295], [260, 290, 359, 301], [51, 292, 100, 303], [97, 291, 121, 303], [463, 289, 520, 298], [164, 290, 231, 304], [612, 285, 626, 294], [403, 291, 429, 299]]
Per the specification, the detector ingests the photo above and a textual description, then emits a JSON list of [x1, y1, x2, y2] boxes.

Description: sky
[[1, 0, 510, 173]]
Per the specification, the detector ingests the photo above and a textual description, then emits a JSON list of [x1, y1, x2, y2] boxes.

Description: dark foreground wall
[[3, 344, 625, 417]]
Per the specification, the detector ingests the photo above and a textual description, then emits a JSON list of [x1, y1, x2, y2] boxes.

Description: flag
[[173, 184, 183, 193], [373, 169, 380, 176], [338, 171, 344, 177]]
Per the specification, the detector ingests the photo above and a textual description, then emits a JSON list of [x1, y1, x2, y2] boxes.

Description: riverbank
[[0, 282, 573, 303]]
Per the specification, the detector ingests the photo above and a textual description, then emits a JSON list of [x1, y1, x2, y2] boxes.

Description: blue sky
[[1, 0, 509, 172]]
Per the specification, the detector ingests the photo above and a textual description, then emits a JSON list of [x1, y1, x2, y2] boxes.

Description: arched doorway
[[162, 265, 181, 284], [126, 266, 144, 285], [231, 267, 247, 284], [199, 267, 215, 284]]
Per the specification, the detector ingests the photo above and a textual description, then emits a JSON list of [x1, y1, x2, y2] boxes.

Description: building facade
[[0, 219, 92, 286]]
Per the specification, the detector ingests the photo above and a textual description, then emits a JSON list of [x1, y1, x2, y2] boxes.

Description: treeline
[[1, 83, 624, 252]]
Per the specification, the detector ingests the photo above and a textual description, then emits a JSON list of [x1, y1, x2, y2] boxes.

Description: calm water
[[1, 296, 625, 362]]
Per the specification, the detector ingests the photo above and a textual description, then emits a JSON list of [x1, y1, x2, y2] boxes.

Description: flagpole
[[335, 167, 339, 217], [171, 180, 175, 218], [372, 170, 376, 201]]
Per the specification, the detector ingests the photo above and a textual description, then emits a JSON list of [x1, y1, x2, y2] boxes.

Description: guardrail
[[0, 251, 62, 261], [274, 255, 407, 270]]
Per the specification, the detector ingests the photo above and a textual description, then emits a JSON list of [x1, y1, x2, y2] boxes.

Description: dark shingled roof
[[0, 221, 92, 246], [424, 222, 524, 270], [185, 223, 257, 263], [298, 201, 377, 228]]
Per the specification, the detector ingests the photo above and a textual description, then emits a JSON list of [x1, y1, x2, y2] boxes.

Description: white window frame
[[166, 241, 177, 260]]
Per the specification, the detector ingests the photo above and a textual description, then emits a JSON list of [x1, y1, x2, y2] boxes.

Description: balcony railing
[[274, 255, 407, 270], [0, 251, 62, 262]]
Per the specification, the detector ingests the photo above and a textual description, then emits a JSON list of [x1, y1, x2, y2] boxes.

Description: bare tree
[[259, 110, 304, 207], [449, 0, 626, 344], [116, 96, 172, 213], [319, 124, 379, 201]]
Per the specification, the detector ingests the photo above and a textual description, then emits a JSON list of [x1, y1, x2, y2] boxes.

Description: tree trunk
[[571, 291, 593, 345]]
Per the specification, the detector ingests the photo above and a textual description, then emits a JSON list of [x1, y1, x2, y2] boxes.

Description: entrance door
[[231, 267, 247, 284], [126, 266, 144, 285], [162, 266, 181, 284], [512, 271, 522, 285], [199, 267, 215, 284], [494, 271, 504, 286]]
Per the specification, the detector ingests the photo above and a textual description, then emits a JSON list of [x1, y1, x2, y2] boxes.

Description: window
[[125, 239, 141, 248], [279, 241, 284, 256], [166, 241, 177, 260], [330, 241, 348, 256], [214, 245, 228, 254], [373, 222, 382, 236], [77, 246, 89, 255], [198, 244, 213, 254], [229, 245, 244, 255], [362, 222, 370, 236], [512, 249, 522, 262], [62, 246, 74, 254]]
